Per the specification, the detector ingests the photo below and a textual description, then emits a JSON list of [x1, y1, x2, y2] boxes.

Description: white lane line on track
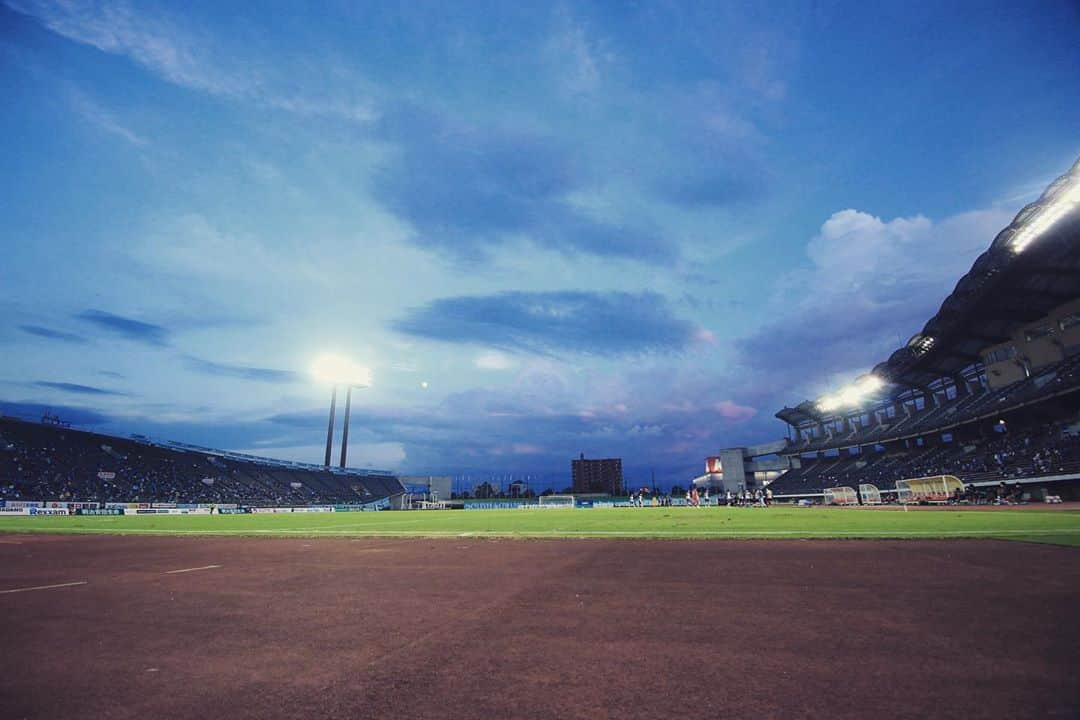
[[0, 581, 87, 595], [163, 564, 222, 574], [0, 540, 24, 544]]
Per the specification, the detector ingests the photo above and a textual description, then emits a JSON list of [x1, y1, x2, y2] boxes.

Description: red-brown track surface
[[1, 534, 1077, 720]]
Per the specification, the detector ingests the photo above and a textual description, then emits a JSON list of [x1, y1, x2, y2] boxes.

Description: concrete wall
[[1051, 298, 1080, 351], [981, 300, 1080, 389]]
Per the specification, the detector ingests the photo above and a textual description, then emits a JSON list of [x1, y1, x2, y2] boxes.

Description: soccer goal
[[858, 483, 882, 505], [823, 486, 858, 506], [537, 494, 575, 509], [896, 475, 963, 504]]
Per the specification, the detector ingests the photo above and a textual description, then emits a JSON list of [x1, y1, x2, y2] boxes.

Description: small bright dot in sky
[[421, 381, 429, 389]]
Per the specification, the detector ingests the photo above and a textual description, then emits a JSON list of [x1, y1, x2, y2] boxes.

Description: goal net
[[858, 484, 882, 505], [537, 494, 575, 509], [896, 475, 963, 504], [823, 486, 858, 506]]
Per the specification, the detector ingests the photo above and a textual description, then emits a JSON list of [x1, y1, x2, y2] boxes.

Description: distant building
[[399, 475, 452, 502], [691, 442, 789, 493], [571, 453, 623, 495]]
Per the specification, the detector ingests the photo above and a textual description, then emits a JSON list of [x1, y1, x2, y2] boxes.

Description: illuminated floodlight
[[838, 385, 862, 406], [855, 374, 884, 393], [817, 374, 885, 413], [311, 354, 372, 387], [1011, 180, 1080, 254], [817, 395, 840, 412]]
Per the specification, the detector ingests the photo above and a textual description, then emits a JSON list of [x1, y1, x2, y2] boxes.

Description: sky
[[1, 1, 1078, 488]]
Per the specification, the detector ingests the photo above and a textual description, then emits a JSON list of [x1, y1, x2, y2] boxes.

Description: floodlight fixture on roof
[[817, 395, 841, 412], [1010, 177, 1080, 254], [908, 334, 936, 357], [816, 374, 885, 413]]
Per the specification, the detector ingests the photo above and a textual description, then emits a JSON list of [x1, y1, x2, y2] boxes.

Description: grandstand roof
[[778, 157, 1080, 427]]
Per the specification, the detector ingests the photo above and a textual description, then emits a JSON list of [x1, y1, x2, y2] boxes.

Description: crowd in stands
[[771, 418, 1080, 496], [0, 417, 402, 506]]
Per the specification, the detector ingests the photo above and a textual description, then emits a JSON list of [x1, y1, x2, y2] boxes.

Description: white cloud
[[545, 7, 609, 95], [475, 350, 515, 371], [713, 400, 757, 422], [627, 424, 663, 437], [801, 207, 1010, 304], [6, 0, 247, 94], [738, 204, 1015, 398], [68, 89, 148, 146], [6, 0, 376, 122]]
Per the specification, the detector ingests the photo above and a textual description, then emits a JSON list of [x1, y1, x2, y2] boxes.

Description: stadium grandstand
[[0, 415, 405, 507], [705, 157, 1080, 502]]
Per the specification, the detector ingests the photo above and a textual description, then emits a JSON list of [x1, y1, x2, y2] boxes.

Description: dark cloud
[[736, 293, 929, 383], [33, 381, 128, 397], [19, 325, 89, 344], [656, 167, 763, 209], [393, 290, 701, 356], [75, 309, 170, 346], [185, 356, 300, 384], [650, 105, 769, 210], [373, 104, 677, 263]]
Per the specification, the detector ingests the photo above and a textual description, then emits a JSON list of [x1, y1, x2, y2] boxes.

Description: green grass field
[[2, 506, 1079, 544]]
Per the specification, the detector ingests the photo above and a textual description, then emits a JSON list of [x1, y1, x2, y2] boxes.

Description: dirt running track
[[0, 535, 1077, 720]]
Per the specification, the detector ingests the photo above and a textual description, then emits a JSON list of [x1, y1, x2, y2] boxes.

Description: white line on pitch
[[0, 580, 87, 595], [163, 564, 222, 574]]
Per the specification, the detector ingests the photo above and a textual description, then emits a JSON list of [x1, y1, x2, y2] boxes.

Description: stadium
[[3, 4, 1080, 718], [698, 156, 1080, 508], [2, 160, 1078, 719]]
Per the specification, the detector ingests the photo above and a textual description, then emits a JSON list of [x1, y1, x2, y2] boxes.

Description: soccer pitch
[[2, 506, 1079, 545]]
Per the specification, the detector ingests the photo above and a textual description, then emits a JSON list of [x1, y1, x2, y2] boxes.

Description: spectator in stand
[[0, 418, 398, 506]]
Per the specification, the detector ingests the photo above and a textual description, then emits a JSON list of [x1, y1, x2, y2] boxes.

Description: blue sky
[[1, 0, 1078, 486]]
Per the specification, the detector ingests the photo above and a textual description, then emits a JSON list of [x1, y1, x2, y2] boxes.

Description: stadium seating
[[785, 354, 1080, 456], [770, 419, 1080, 496], [0, 417, 403, 506]]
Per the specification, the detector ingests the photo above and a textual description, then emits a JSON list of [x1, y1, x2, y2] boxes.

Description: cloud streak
[[185, 356, 300, 384], [68, 89, 148, 146], [394, 290, 701, 357], [6, 0, 375, 122], [374, 104, 676, 263], [19, 325, 88, 344], [5, 0, 245, 94], [33, 381, 127, 396], [75, 309, 170, 346]]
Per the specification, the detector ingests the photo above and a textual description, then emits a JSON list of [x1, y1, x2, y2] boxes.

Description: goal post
[[537, 494, 575, 509], [858, 483, 882, 505], [896, 475, 963, 504], [823, 486, 858, 506]]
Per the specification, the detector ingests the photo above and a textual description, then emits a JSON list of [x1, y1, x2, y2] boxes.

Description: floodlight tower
[[311, 354, 373, 469], [340, 384, 359, 468], [324, 385, 338, 467]]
